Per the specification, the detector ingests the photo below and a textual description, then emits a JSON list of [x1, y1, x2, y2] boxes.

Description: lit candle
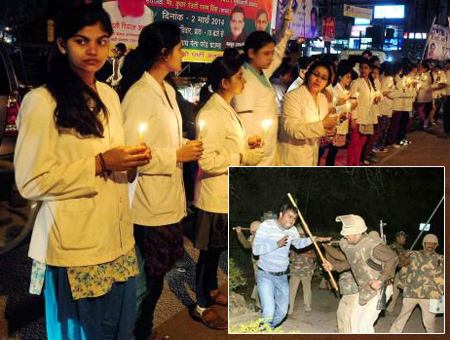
[[198, 119, 205, 138], [388, 83, 393, 89], [262, 119, 273, 135], [376, 91, 381, 98], [138, 123, 147, 144], [346, 102, 351, 111], [355, 92, 360, 98], [333, 96, 337, 106]]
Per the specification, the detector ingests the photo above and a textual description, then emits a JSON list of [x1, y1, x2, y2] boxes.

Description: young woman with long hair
[[278, 61, 340, 166], [120, 21, 203, 340], [347, 60, 379, 166], [191, 56, 263, 329], [14, 5, 151, 339]]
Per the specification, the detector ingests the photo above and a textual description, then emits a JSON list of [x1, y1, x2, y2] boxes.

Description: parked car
[[339, 49, 389, 64], [0, 42, 37, 256]]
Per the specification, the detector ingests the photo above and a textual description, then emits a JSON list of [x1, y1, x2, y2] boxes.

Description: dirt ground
[[229, 276, 444, 334]]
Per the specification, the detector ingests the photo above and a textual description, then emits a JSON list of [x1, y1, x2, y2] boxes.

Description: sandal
[[190, 307, 227, 330], [210, 290, 228, 306]]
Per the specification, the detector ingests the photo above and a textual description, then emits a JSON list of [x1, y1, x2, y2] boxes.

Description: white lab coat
[[122, 72, 186, 227], [279, 85, 328, 166], [333, 83, 350, 134], [350, 78, 376, 125], [417, 71, 433, 103], [194, 94, 245, 214], [232, 32, 291, 166], [378, 76, 396, 117], [14, 83, 134, 266]]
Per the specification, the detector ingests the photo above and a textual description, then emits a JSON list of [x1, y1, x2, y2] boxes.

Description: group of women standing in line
[[13, 4, 298, 339]]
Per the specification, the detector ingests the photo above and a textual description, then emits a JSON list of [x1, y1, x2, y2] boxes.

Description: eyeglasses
[[311, 71, 329, 82]]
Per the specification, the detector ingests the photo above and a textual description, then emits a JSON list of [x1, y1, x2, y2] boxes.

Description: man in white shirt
[[253, 203, 330, 329]]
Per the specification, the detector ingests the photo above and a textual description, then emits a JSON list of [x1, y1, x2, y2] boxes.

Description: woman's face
[[165, 41, 183, 72], [249, 42, 275, 70], [225, 67, 246, 96], [359, 63, 371, 78], [307, 66, 329, 93], [372, 68, 380, 79], [340, 72, 352, 87], [58, 22, 110, 79]]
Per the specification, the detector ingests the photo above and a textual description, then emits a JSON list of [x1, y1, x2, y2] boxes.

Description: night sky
[[229, 167, 445, 262]]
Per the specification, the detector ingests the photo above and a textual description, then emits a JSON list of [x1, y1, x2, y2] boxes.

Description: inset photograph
[[229, 167, 444, 334]]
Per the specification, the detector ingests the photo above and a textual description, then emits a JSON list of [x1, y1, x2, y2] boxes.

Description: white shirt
[[378, 76, 395, 117], [232, 32, 291, 166], [194, 94, 245, 213], [417, 71, 433, 103], [278, 85, 328, 166], [14, 83, 134, 266], [122, 72, 186, 227], [253, 219, 313, 273], [333, 83, 350, 134], [350, 78, 376, 124]]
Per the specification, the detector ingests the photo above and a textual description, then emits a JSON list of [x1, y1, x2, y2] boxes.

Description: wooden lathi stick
[[287, 193, 339, 291]]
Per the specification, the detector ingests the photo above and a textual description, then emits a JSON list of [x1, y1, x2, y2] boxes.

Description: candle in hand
[[262, 119, 273, 134], [198, 119, 205, 138], [138, 123, 147, 144]]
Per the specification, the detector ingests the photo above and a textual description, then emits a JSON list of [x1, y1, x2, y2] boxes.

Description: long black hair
[[119, 21, 181, 99], [198, 56, 243, 111], [46, 5, 113, 138], [359, 59, 377, 90], [243, 31, 275, 62], [335, 65, 353, 87]]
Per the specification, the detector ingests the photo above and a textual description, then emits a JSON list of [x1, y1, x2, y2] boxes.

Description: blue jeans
[[257, 269, 289, 329]]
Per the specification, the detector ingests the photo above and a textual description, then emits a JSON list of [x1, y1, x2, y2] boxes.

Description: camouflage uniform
[[340, 234, 395, 333], [390, 250, 444, 333], [336, 269, 359, 333], [386, 241, 407, 312], [288, 249, 316, 313], [236, 232, 260, 308], [323, 243, 358, 333]]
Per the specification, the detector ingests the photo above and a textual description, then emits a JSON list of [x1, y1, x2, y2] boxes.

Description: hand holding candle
[[138, 123, 147, 145], [198, 119, 206, 139]]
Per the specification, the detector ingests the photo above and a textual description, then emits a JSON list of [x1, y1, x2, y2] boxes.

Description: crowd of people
[[269, 52, 450, 166], [235, 207, 443, 333]]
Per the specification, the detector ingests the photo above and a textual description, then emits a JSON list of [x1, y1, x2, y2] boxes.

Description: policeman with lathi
[[322, 214, 399, 333], [322, 242, 358, 333], [390, 233, 444, 333]]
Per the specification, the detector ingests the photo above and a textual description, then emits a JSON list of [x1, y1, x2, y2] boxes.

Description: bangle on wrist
[[97, 153, 110, 179]]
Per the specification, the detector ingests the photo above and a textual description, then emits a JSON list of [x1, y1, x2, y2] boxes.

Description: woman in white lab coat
[[120, 22, 203, 340], [14, 6, 151, 339], [191, 56, 263, 329], [347, 60, 379, 166], [375, 63, 396, 152], [278, 61, 339, 166], [232, 9, 292, 165], [416, 60, 434, 129]]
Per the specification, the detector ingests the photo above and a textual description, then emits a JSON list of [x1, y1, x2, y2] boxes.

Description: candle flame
[[138, 123, 147, 135], [198, 120, 206, 131], [262, 119, 273, 132]]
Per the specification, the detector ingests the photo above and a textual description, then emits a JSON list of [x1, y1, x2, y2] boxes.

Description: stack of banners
[[275, 0, 319, 39], [103, 0, 275, 62], [427, 24, 450, 61]]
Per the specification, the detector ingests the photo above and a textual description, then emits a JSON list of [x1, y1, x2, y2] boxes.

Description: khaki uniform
[[339, 234, 397, 333], [323, 243, 359, 333], [386, 241, 407, 312], [237, 232, 260, 308], [390, 250, 444, 333], [288, 249, 316, 313]]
